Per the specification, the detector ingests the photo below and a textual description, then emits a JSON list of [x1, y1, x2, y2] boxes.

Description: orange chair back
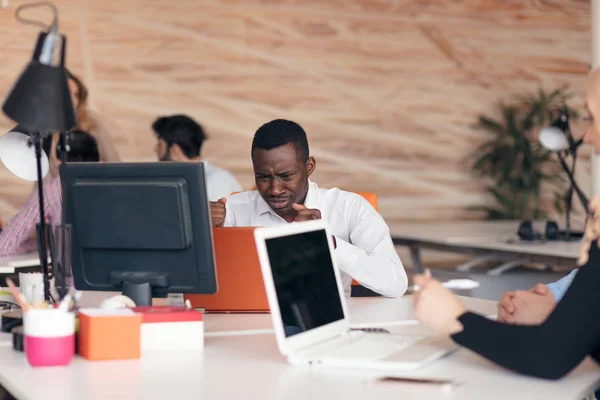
[[354, 191, 378, 210]]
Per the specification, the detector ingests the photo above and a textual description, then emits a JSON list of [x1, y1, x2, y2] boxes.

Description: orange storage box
[[78, 309, 142, 361]]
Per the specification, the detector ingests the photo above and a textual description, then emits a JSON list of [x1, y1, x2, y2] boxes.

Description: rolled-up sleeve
[[546, 269, 578, 302]]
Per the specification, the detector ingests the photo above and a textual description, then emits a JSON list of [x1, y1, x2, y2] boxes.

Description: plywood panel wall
[[0, 0, 592, 227]]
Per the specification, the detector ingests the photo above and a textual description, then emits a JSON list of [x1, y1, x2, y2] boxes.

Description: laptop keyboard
[[304, 332, 420, 361]]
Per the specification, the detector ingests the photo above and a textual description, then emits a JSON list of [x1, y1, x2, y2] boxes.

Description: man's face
[[252, 143, 314, 219], [155, 138, 171, 161]]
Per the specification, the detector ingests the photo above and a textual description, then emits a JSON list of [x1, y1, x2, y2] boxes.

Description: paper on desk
[[79, 308, 135, 317]]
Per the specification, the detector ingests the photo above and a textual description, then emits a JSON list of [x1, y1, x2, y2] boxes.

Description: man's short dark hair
[[56, 130, 100, 162], [251, 119, 309, 162], [152, 115, 207, 159]]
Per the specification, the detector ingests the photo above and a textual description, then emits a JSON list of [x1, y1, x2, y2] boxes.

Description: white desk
[[0, 295, 598, 400], [390, 221, 582, 273]]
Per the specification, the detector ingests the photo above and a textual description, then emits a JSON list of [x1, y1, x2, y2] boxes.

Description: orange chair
[[230, 186, 255, 196], [354, 191, 378, 211]]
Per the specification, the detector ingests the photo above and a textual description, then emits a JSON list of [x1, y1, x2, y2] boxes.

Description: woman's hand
[[412, 270, 466, 335]]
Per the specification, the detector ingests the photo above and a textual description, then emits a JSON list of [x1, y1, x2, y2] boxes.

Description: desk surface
[[0, 294, 598, 400], [389, 221, 582, 260]]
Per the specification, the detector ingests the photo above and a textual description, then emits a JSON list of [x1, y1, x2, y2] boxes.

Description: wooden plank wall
[[0, 0, 592, 230]]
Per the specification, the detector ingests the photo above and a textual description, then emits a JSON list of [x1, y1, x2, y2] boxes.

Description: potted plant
[[470, 88, 577, 220]]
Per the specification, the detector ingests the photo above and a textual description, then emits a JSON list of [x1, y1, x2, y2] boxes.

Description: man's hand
[[497, 284, 556, 325], [292, 203, 321, 222], [498, 291, 517, 323], [291, 203, 336, 246], [210, 197, 227, 227]]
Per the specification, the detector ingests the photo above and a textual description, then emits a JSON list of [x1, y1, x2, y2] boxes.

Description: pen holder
[[24, 309, 75, 367]]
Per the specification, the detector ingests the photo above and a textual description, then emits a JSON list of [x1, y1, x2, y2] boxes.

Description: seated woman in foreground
[[413, 67, 600, 380]]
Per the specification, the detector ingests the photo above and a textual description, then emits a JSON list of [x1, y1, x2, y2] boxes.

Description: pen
[[5, 278, 29, 311], [411, 279, 479, 292], [58, 293, 72, 312], [375, 376, 459, 392]]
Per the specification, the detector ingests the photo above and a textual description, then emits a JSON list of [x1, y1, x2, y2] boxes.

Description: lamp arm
[[557, 152, 590, 215], [32, 134, 51, 302], [15, 1, 58, 31]]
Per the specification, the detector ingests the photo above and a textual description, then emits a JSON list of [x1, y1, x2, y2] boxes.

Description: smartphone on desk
[[375, 376, 462, 391]]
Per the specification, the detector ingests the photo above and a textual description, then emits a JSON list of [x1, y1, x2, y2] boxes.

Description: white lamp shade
[[539, 127, 569, 152], [0, 131, 49, 181]]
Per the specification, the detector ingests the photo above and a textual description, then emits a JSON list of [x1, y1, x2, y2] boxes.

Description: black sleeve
[[451, 241, 600, 380]]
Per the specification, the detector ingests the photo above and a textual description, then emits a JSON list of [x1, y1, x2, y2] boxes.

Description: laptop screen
[[264, 228, 345, 337]]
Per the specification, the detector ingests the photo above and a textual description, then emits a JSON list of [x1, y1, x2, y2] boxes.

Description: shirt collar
[[201, 160, 213, 173], [256, 180, 318, 217]]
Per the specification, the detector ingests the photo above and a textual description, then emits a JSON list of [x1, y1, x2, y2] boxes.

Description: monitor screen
[[264, 229, 344, 337]]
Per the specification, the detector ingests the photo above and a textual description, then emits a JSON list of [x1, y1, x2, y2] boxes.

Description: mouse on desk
[[100, 295, 136, 310]]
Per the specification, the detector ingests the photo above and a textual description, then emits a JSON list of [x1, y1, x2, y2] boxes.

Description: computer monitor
[[60, 162, 217, 306]]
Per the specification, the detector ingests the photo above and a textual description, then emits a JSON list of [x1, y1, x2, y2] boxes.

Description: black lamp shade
[[2, 31, 76, 133]]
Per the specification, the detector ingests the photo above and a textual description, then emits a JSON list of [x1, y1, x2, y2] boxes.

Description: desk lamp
[[1, 1, 76, 302], [0, 127, 50, 182], [539, 107, 589, 239]]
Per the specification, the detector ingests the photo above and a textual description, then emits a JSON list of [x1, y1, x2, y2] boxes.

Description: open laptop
[[185, 227, 270, 313], [254, 219, 457, 370]]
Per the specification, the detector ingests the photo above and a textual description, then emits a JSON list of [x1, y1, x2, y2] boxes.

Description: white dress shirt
[[204, 161, 243, 201], [224, 180, 408, 298]]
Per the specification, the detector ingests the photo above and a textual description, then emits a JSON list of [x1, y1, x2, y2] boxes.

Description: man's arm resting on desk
[[335, 196, 408, 298], [497, 272, 576, 325]]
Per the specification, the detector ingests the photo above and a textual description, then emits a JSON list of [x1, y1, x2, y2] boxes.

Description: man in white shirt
[[210, 119, 407, 298], [152, 115, 242, 201]]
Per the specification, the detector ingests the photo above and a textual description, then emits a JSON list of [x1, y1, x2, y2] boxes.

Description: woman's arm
[[452, 241, 600, 379], [0, 178, 61, 255]]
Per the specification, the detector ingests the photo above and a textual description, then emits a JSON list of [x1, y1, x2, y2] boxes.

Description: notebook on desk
[[185, 227, 269, 313]]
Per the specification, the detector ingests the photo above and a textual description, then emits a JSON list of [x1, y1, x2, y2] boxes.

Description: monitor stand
[[110, 271, 169, 307], [122, 281, 152, 307]]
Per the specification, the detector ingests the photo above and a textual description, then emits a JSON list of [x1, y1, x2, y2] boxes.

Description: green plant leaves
[[470, 87, 575, 220]]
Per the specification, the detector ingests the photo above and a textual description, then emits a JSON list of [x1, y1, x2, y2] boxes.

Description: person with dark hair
[[210, 119, 407, 298], [56, 129, 101, 163], [152, 115, 242, 201], [0, 130, 100, 255]]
